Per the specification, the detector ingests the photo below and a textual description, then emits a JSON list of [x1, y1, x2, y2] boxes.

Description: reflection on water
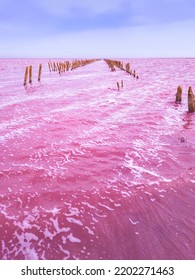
[[182, 112, 193, 129]]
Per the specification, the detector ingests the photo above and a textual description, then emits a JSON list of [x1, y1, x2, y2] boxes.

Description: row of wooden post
[[48, 60, 71, 73], [48, 59, 100, 74], [24, 64, 42, 86], [71, 59, 99, 70], [104, 59, 139, 79], [176, 86, 195, 112], [24, 59, 99, 86]]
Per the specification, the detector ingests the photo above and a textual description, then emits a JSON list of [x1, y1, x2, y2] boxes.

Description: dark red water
[[0, 58, 195, 260]]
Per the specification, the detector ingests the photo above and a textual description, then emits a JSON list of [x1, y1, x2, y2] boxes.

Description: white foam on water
[[45, 207, 60, 214], [114, 203, 121, 207], [44, 227, 55, 239], [62, 236, 66, 244], [157, 189, 166, 193], [84, 226, 95, 236], [161, 177, 172, 182], [67, 217, 83, 226], [82, 202, 96, 209], [98, 202, 114, 211], [121, 191, 131, 197], [51, 217, 70, 234], [67, 233, 81, 243], [92, 217, 98, 223], [129, 218, 140, 225], [58, 245, 70, 260], [64, 206, 80, 217], [144, 191, 153, 196], [95, 213, 107, 218], [13, 230, 39, 260]]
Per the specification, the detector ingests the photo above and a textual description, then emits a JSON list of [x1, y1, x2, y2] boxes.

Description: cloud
[[1, 19, 195, 58], [38, 0, 129, 17]]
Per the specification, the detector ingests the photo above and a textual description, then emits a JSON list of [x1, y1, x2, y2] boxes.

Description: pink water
[[0, 58, 195, 260]]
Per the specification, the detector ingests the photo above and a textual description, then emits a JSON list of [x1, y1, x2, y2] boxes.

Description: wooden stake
[[117, 82, 120, 90], [38, 64, 42, 82], [29, 66, 32, 84], [188, 87, 195, 112], [23, 66, 28, 86], [175, 85, 182, 103], [48, 61, 51, 72]]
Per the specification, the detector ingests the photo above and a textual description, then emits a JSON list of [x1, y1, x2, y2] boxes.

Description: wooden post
[[38, 64, 42, 82], [23, 66, 28, 86], [175, 85, 182, 103], [126, 63, 130, 73], [117, 82, 120, 90], [188, 87, 195, 112], [29, 66, 32, 84], [48, 61, 51, 72]]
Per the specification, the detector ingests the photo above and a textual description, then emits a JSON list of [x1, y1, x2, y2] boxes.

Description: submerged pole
[[188, 87, 195, 112], [23, 66, 28, 86], [38, 64, 42, 82], [29, 66, 32, 84], [48, 61, 51, 72], [175, 86, 182, 103]]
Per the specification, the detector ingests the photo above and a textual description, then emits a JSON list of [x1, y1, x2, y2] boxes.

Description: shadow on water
[[182, 112, 194, 130], [24, 83, 45, 95]]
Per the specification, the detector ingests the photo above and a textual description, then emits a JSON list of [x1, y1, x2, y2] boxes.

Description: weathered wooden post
[[117, 82, 120, 90], [188, 87, 195, 112], [133, 70, 136, 77], [23, 66, 28, 86], [175, 86, 182, 103], [29, 66, 32, 84], [125, 63, 130, 73], [38, 64, 42, 81], [48, 61, 51, 72]]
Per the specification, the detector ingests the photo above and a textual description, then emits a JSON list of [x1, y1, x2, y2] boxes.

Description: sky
[[0, 0, 195, 58]]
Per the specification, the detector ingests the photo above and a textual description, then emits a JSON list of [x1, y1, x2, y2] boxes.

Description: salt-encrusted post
[[23, 66, 28, 86], [117, 82, 120, 90], [29, 66, 32, 84], [38, 64, 42, 82], [48, 61, 51, 72], [188, 87, 195, 112], [175, 86, 182, 103], [126, 63, 130, 73]]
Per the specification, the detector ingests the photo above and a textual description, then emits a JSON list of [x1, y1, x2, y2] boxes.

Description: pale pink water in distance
[[0, 58, 195, 260]]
